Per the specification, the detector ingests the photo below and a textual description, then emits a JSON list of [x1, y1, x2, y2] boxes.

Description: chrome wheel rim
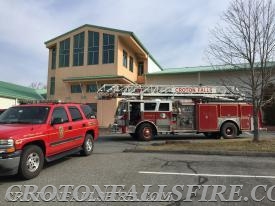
[[26, 153, 40, 172], [226, 127, 233, 136], [143, 127, 152, 138], [86, 138, 93, 152]]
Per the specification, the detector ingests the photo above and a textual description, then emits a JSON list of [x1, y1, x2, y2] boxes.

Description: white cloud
[[0, 0, 230, 86]]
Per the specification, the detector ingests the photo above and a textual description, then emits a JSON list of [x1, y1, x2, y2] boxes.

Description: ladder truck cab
[[98, 84, 258, 141]]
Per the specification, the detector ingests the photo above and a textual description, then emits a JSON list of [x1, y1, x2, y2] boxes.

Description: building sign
[[172, 87, 216, 94]]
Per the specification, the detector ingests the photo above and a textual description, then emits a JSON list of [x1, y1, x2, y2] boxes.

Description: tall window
[[129, 56, 133, 72], [51, 47, 56, 69], [59, 39, 70, 67], [50, 77, 55, 95], [88, 31, 99, 65], [123, 50, 128, 68], [73, 32, 84, 66], [103, 33, 115, 64], [138, 62, 144, 76], [71, 85, 82, 93]]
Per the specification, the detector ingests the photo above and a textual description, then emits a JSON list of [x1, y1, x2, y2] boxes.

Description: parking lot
[[0, 134, 275, 206]]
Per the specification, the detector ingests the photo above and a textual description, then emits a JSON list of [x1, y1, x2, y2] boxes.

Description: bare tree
[[208, 0, 275, 142], [29, 82, 47, 90]]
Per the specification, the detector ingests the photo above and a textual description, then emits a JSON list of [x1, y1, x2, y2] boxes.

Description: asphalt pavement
[[0, 134, 274, 206]]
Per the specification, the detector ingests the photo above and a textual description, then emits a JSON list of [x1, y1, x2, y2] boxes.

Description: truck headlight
[[0, 139, 15, 153]]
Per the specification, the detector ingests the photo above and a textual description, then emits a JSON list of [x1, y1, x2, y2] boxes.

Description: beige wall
[[146, 73, 200, 85], [117, 38, 138, 82], [146, 70, 256, 87]]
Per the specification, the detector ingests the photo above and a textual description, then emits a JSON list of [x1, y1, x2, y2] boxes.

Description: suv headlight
[[0, 139, 15, 153]]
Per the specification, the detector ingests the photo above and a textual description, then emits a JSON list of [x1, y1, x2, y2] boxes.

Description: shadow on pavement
[[98, 134, 249, 142]]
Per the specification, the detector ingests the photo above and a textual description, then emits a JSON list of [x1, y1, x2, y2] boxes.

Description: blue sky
[[0, 0, 230, 86]]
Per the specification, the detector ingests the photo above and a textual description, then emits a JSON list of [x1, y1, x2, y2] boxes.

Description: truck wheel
[[81, 134, 94, 156], [19, 145, 44, 180], [221, 122, 238, 139], [137, 123, 153, 141]]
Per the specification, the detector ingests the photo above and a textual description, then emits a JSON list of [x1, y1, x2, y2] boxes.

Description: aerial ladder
[[97, 84, 246, 101]]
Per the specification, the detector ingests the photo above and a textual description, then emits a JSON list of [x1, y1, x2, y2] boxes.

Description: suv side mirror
[[51, 117, 63, 125], [90, 115, 96, 119]]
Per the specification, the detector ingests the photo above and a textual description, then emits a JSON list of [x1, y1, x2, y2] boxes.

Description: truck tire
[[19, 145, 44, 180], [81, 134, 94, 156], [221, 122, 238, 139], [137, 123, 154, 141]]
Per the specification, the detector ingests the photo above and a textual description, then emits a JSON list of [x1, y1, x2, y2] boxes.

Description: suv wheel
[[19, 145, 44, 180], [81, 134, 94, 156]]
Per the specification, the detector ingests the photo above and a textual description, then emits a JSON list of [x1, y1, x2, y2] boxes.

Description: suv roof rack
[[19, 100, 62, 105]]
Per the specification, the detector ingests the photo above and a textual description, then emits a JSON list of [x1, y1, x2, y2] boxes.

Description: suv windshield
[[0, 106, 50, 124]]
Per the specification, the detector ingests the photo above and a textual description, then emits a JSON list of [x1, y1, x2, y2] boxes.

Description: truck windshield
[[115, 101, 127, 116], [0, 106, 50, 124]]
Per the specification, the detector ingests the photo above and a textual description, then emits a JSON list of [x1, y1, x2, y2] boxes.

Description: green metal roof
[[0, 81, 44, 100], [35, 89, 47, 99], [44, 24, 163, 70], [147, 62, 275, 76], [35, 88, 47, 95], [63, 75, 135, 83]]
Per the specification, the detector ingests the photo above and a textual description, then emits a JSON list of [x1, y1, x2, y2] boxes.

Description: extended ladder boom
[[97, 84, 245, 100]]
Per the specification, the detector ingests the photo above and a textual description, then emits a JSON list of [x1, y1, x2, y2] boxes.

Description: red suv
[[0, 103, 98, 179]]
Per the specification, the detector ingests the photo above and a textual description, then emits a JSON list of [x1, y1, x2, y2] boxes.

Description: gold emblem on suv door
[[59, 126, 64, 138]]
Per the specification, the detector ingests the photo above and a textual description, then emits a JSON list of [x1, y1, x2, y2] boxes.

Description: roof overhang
[[63, 75, 135, 84], [119, 35, 147, 59]]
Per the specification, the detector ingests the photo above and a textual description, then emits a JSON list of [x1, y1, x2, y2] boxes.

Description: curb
[[123, 149, 275, 157]]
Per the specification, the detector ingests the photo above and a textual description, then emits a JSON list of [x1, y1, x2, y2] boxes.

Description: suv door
[[67, 106, 86, 148], [48, 106, 73, 156]]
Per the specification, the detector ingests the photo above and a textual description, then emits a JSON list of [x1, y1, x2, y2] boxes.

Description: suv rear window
[[81, 105, 95, 119], [68, 107, 83, 121], [52, 107, 69, 123]]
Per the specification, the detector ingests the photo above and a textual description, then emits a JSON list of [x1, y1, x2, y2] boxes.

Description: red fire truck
[[98, 84, 258, 141]]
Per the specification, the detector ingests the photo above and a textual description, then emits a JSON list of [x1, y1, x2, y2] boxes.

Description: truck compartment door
[[240, 105, 252, 130], [198, 104, 218, 131]]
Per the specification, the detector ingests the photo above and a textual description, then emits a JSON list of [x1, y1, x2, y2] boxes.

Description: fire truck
[[97, 84, 257, 141]]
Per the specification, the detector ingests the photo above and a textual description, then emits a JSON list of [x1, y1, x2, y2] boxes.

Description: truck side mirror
[[51, 117, 63, 125]]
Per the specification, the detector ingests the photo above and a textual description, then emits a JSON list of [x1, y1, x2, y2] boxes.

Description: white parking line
[[139, 171, 275, 179]]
